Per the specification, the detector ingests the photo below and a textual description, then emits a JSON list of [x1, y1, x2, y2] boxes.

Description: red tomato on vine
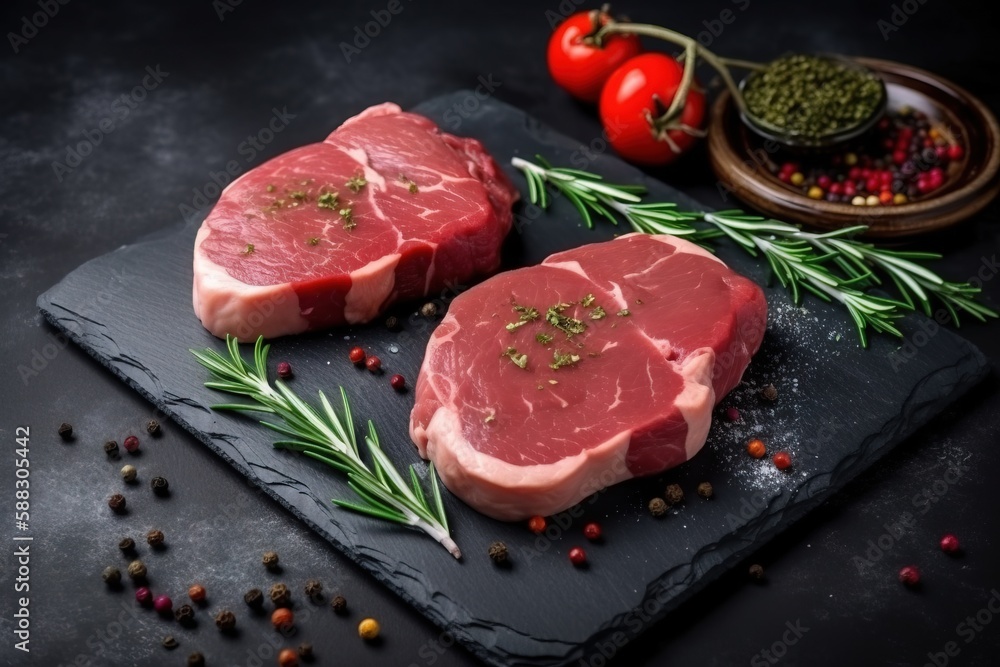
[[547, 9, 642, 103], [598, 53, 707, 165]]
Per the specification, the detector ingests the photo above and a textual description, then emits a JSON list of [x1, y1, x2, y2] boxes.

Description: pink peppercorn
[[135, 587, 153, 605], [898, 565, 920, 587], [940, 534, 960, 554], [725, 406, 741, 422], [277, 361, 293, 379], [153, 595, 173, 613], [123, 435, 140, 453]]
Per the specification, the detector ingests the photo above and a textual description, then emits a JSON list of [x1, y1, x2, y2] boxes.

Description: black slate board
[[37, 92, 989, 667]]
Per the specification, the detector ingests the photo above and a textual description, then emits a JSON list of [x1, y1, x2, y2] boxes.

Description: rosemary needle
[[512, 155, 996, 347], [191, 335, 460, 559]]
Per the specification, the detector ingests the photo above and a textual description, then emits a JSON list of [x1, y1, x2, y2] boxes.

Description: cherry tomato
[[547, 9, 641, 103], [598, 53, 706, 166]]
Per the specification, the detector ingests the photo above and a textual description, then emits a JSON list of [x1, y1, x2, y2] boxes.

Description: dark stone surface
[[33, 92, 990, 665], [2, 1, 999, 666]]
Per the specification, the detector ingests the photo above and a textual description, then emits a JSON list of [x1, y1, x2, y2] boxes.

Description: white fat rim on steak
[[192, 225, 307, 340]]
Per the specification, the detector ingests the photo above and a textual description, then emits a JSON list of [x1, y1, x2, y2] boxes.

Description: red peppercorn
[[940, 534, 960, 554], [816, 175, 831, 189], [568, 547, 587, 566], [777, 171, 791, 183], [365, 356, 382, 373], [123, 435, 140, 453], [898, 565, 920, 587], [892, 150, 907, 165], [278, 648, 299, 667], [135, 587, 152, 605], [746, 438, 766, 459], [390, 374, 406, 391], [947, 144, 964, 161], [879, 191, 894, 205], [276, 361, 293, 379], [773, 451, 792, 470], [725, 406, 740, 422], [154, 595, 173, 614], [828, 182, 842, 195], [583, 522, 602, 541], [528, 515, 546, 533], [188, 584, 207, 603], [349, 347, 365, 364]]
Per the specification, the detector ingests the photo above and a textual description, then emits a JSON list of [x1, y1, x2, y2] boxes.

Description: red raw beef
[[193, 103, 518, 340], [410, 234, 767, 520]]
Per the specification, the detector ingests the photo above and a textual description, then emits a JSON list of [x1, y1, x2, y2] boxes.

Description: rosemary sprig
[[512, 155, 996, 347], [191, 335, 460, 559]]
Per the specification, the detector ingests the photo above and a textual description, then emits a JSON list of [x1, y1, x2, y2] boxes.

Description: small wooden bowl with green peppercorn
[[709, 57, 1000, 238]]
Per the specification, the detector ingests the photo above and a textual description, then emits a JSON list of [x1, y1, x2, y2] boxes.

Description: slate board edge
[[37, 225, 991, 667]]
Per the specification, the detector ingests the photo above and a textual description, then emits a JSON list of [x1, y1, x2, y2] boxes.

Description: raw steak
[[410, 234, 767, 520], [193, 103, 518, 340]]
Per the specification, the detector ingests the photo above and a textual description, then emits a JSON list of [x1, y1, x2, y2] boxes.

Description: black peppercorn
[[103, 440, 119, 457], [760, 384, 778, 401], [298, 642, 314, 660], [102, 566, 122, 585], [304, 579, 323, 599], [146, 419, 161, 435], [665, 484, 684, 505], [118, 537, 136, 554], [162, 635, 179, 650], [420, 302, 437, 318], [385, 315, 400, 331], [214, 609, 236, 632], [488, 541, 509, 564], [175, 604, 195, 626], [58, 422, 73, 440], [244, 588, 264, 609], [270, 583, 291, 607], [127, 560, 147, 581], [108, 493, 127, 514], [262, 550, 279, 569], [330, 595, 347, 614], [150, 476, 169, 496], [697, 482, 714, 499], [749, 563, 765, 581], [648, 497, 668, 517], [146, 529, 165, 548], [187, 651, 205, 667]]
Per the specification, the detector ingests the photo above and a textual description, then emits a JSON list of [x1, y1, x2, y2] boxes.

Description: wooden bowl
[[707, 57, 1000, 238]]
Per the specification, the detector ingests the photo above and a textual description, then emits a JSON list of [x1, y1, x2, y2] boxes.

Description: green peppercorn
[[244, 588, 264, 609], [697, 482, 714, 499], [188, 652, 205, 667], [304, 579, 323, 599], [102, 566, 122, 585], [761, 384, 778, 401], [270, 583, 291, 607], [162, 635, 179, 650], [127, 560, 147, 581], [146, 419, 161, 435], [262, 551, 279, 569], [214, 609, 236, 632], [330, 594, 347, 614], [118, 537, 136, 554]]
